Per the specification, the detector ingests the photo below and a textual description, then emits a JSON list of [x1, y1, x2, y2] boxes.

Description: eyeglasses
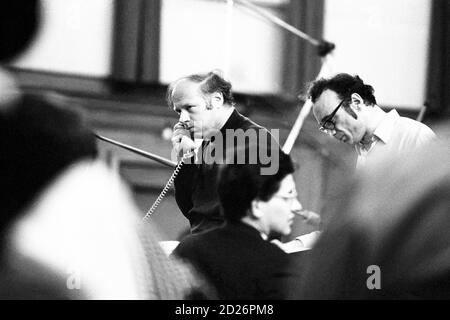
[[319, 99, 345, 134]]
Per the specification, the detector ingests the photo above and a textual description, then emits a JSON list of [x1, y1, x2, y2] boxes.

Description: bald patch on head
[[171, 79, 201, 104]]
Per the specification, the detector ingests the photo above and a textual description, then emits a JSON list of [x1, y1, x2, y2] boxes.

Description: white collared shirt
[[355, 108, 436, 171]]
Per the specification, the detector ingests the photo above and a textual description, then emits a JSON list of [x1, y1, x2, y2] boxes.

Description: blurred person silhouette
[[0, 93, 210, 299], [0, 0, 211, 300], [0, 0, 39, 64], [0, 93, 97, 298], [0, 0, 39, 108], [174, 145, 308, 299], [288, 131, 450, 299]]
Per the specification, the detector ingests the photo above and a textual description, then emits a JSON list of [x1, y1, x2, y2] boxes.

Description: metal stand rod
[[94, 133, 177, 168], [282, 56, 334, 154]]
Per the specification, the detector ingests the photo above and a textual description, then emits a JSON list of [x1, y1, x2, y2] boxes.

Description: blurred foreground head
[[292, 132, 450, 299], [0, 0, 40, 111], [0, 0, 39, 62], [0, 95, 207, 299], [0, 94, 97, 238]]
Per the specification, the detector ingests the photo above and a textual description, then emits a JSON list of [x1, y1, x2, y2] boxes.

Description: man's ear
[[210, 91, 224, 109], [251, 200, 264, 218], [350, 93, 364, 111]]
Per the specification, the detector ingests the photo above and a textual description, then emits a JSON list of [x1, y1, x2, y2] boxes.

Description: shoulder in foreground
[[173, 229, 217, 254]]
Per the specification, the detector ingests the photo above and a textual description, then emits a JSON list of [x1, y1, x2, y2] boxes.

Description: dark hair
[[166, 70, 235, 109], [0, 93, 97, 236], [308, 73, 377, 106], [0, 0, 39, 62], [217, 147, 294, 223]]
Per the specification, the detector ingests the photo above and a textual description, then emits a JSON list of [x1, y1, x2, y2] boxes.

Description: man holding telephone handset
[[167, 70, 278, 233], [167, 70, 320, 250]]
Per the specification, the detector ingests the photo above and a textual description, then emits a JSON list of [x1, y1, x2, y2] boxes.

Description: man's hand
[[171, 122, 196, 161]]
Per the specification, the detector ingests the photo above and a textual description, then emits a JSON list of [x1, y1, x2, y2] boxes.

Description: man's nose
[[291, 198, 303, 213], [179, 109, 190, 123]]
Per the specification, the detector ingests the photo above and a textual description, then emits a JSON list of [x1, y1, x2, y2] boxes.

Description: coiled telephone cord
[[142, 152, 193, 221]]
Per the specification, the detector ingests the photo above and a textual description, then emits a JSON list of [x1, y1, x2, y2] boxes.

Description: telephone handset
[[178, 136, 196, 159], [142, 122, 195, 220]]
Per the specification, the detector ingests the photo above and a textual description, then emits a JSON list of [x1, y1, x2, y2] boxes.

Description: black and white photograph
[[1, 0, 449, 313]]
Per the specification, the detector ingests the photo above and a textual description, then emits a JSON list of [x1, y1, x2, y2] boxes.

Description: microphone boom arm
[[94, 133, 177, 168]]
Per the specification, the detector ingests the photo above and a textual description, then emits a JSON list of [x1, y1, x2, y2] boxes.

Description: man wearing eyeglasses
[[174, 147, 305, 299], [308, 73, 436, 170]]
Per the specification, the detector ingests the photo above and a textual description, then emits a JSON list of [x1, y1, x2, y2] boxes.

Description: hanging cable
[[228, 0, 335, 57], [224, 0, 234, 75], [219, 0, 336, 154]]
